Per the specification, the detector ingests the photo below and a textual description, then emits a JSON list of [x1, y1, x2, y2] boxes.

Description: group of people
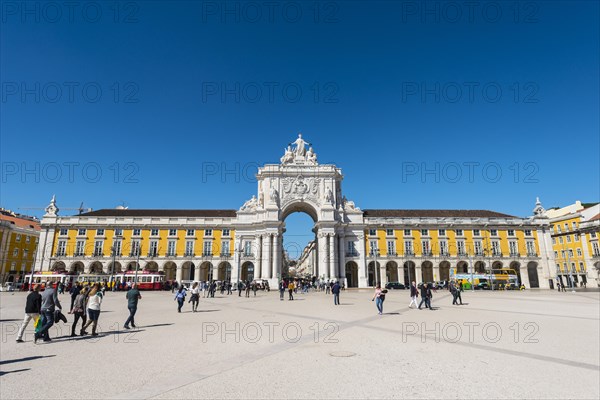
[[16, 281, 142, 343]]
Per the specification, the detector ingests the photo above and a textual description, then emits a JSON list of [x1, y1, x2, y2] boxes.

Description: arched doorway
[[345, 261, 358, 287], [510, 261, 521, 284], [145, 261, 159, 272], [386, 261, 398, 282], [475, 261, 486, 273], [527, 262, 540, 288], [439, 261, 450, 281], [70, 261, 84, 274], [51, 261, 66, 272], [162, 261, 177, 281], [181, 261, 196, 281], [456, 261, 469, 274], [200, 262, 213, 281], [241, 262, 254, 281], [106, 261, 122, 274], [218, 262, 232, 281], [421, 261, 433, 282], [282, 208, 317, 281], [367, 261, 381, 287], [89, 261, 103, 274], [492, 261, 503, 270], [126, 261, 140, 272], [403, 261, 416, 286]]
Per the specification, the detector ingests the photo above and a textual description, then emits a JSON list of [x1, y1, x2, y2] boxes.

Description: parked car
[[0, 282, 15, 292], [475, 282, 491, 290], [385, 282, 406, 290]]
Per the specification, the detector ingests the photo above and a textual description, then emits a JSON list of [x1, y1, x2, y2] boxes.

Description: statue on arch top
[[289, 133, 312, 158]]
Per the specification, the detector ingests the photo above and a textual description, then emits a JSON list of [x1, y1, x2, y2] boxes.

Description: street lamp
[[372, 246, 380, 287], [110, 235, 122, 291]]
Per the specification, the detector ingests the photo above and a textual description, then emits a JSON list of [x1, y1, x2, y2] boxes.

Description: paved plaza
[[1, 288, 599, 399]]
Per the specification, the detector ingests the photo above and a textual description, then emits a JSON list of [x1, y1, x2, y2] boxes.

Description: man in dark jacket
[[35, 281, 62, 343], [69, 283, 82, 313], [332, 281, 341, 305], [418, 283, 432, 310], [16, 284, 42, 342]]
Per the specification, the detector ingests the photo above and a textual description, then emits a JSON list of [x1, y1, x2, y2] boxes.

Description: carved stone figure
[[289, 133, 311, 157], [325, 188, 334, 205], [306, 146, 317, 163], [270, 187, 279, 205], [44, 195, 59, 216], [240, 195, 258, 211], [280, 145, 294, 164]]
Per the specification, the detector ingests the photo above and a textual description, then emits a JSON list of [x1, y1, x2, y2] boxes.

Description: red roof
[[0, 214, 41, 231]]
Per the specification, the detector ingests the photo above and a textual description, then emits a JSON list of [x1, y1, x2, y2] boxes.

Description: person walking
[[455, 283, 463, 305], [174, 286, 186, 312], [245, 280, 251, 298], [372, 284, 386, 315], [71, 286, 88, 337], [227, 281, 232, 295], [81, 283, 103, 337], [238, 280, 243, 297], [288, 281, 294, 300], [332, 281, 341, 305], [35, 281, 62, 343], [279, 280, 285, 301], [68, 283, 82, 314], [189, 282, 200, 313], [16, 284, 42, 343], [252, 282, 258, 297], [418, 283, 432, 310], [325, 280, 331, 294], [124, 283, 142, 328], [408, 281, 419, 308], [450, 281, 459, 305]]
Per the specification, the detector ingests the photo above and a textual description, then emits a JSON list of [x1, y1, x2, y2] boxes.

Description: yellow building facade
[[0, 209, 41, 284]]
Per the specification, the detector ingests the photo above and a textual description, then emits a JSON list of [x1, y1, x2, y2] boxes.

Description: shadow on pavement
[[0, 368, 30, 376], [0, 355, 56, 365]]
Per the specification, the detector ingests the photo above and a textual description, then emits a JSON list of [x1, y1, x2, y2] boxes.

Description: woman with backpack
[[71, 286, 89, 337], [174, 286, 186, 312], [81, 283, 103, 336]]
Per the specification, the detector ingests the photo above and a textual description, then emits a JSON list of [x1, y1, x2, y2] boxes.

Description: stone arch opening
[[199, 261, 213, 281], [107, 261, 122, 274], [421, 261, 434, 283], [282, 209, 317, 280], [162, 261, 177, 281], [367, 261, 381, 287], [492, 261, 503, 269], [145, 261, 159, 272], [510, 261, 521, 284], [386, 261, 398, 282], [89, 261, 103, 274], [51, 261, 67, 272], [439, 261, 451, 281], [403, 261, 416, 286], [181, 261, 196, 281], [218, 262, 232, 281], [70, 261, 84, 274], [457, 261, 469, 274], [527, 261, 540, 288], [475, 261, 486, 273], [241, 261, 254, 282], [345, 261, 358, 288]]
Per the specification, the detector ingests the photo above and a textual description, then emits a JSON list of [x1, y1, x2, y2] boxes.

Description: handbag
[[34, 316, 42, 333]]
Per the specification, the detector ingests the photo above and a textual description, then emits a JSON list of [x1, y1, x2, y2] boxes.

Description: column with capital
[[273, 233, 281, 280], [338, 233, 346, 283], [318, 233, 329, 279], [256, 234, 263, 279], [329, 234, 336, 280], [265, 234, 272, 280]]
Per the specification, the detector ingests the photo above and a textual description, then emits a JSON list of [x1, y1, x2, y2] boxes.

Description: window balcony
[[385, 252, 397, 257], [220, 252, 231, 258], [527, 252, 537, 257], [345, 251, 359, 257], [242, 252, 254, 258], [422, 250, 433, 257], [147, 251, 158, 258], [405, 251, 414, 256], [166, 252, 177, 258], [185, 252, 196, 257]]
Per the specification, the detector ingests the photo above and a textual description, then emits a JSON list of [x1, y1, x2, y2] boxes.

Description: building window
[[474, 241, 482, 255], [151, 229, 159, 236], [56, 241, 66, 256], [403, 229, 411, 236], [221, 240, 230, 255], [368, 229, 376, 236], [13, 248, 19, 257], [509, 241, 518, 256], [552, 237, 556, 245], [386, 229, 394, 236], [562, 262, 567, 271], [204, 229, 213, 236], [112, 240, 122, 256], [568, 249, 574, 257], [130, 241, 140, 257], [455, 229, 463, 236], [592, 242, 600, 256], [492, 241, 501, 256], [169, 229, 177, 236], [473, 229, 480, 236], [591, 232, 597, 238], [490, 229, 498, 236], [115, 228, 123, 236], [579, 262, 585, 272], [526, 241, 536, 256], [574, 233, 580, 241], [77, 229, 86, 236], [223, 229, 230, 237], [420, 229, 428, 236], [524, 229, 532, 236], [243, 241, 252, 256], [404, 241, 413, 255], [557, 226, 562, 233], [75, 240, 85, 256], [554, 251, 558, 258], [148, 241, 158, 257], [457, 241, 465, 255], [185, 241, 195, 256], [25, 236, 30, 243], [94, 240, 103, 257], [570, 262, 576, 273], [507, 229, 515, 236], [576, 248, 582, 257], [421, 240, 430, 255], [440, 241, 448, 256], [167, 240, 176, 256], [550, 226, 554, 233], [438, 229, 446, 236], [347, 241, 357, 256], [97, 229, 105, 236], [566, 235, 571, 243], [572, 221, 577, 229], [559, 237, 563, 244], [133, 229, 141, 236], [369, 240, 378, 255], [561, 250, 566, 259], [564, 223, 568, 231], [187, 229, 195, 237], [59, 228, 68, 236], [386, 240, 395, 255]]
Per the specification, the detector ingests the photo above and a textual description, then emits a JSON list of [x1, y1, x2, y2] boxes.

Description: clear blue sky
[[1, 1, 599, 257]]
